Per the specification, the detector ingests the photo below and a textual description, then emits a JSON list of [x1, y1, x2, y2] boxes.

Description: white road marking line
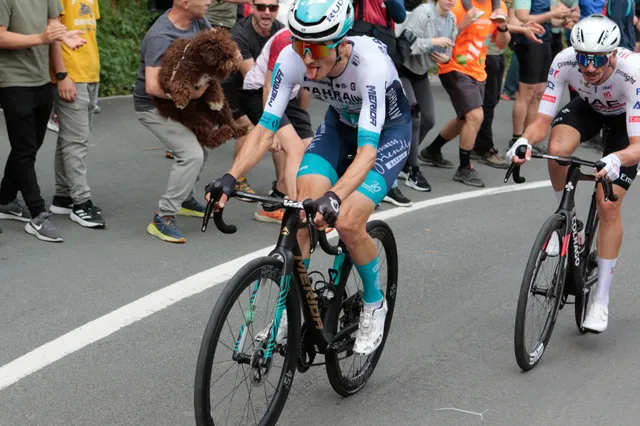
[[0, 180, 551, 391]]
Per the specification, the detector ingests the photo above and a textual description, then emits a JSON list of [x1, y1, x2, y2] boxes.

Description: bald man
[[134, 0, 217, 244]]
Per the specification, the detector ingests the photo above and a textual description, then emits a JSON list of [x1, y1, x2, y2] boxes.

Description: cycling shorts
[[297, 107, 411, 205], [552, 96, 638, 191]]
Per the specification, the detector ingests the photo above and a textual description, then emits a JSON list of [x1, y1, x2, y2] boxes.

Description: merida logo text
[[366, 85, 377, 126], [268, 68, 284, 107]]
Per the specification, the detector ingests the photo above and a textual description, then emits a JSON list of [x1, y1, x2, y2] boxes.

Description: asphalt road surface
[[2, 83, 640, 426]]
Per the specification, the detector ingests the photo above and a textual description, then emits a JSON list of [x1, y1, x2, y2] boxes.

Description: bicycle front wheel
[[194, 257, 301, 426], [324, 220, 398, 396], [514, 214, 567, 371]]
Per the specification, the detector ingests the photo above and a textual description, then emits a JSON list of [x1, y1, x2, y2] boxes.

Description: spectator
[[473, 3, 545, 168], [395, 0, 459, 193], [226, 0, 290, 218], [603, 0, 635, 51], [49, 0, 106, 229], [420, 0, 510, 188], [349, 0, 413, 206], [509, 0, 569, 151], [206, 0, 244, 30], [133, 0, 213, 244], [551, 0, 578, 59], [0, 0, 85, 242], [239, 28, 313, 222]]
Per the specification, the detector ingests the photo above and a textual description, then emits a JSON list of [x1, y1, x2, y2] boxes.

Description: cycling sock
[[459, 148, 471, 169], [428, 134, 448, 154], [355, 258, 383, 306], [303, 258, 310, 269], [594, 257, 617, 305], [555, 190, 563, 203]]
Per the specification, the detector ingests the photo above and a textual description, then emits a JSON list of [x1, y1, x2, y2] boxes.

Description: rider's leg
[[546, 124, 581, 196], [334, 192, 380, 304]]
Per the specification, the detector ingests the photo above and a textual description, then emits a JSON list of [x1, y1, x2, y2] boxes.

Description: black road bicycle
[[194, 184, 398, 425], [504, 145, 617, 372]]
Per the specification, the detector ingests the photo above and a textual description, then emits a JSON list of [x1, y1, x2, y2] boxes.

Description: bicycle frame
[[267, 208, 357, 355]]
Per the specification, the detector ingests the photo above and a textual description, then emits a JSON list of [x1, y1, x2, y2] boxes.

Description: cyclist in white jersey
[[507, 15, 640, 332], [206, 0, 412, 354]]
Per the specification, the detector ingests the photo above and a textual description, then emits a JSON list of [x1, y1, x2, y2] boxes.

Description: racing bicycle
[[504, 144, 617, 372], [194, 184, 399, 425]]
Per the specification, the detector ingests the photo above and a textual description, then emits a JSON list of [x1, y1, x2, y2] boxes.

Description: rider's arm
[[329, 70, 387, 201], [617, 86, 640, 166], [229, 46, 300, 180]]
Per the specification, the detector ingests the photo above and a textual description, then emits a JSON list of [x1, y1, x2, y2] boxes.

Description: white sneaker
[[255, 310, 288, 345], [353, 299, 388, 355], [546, 231, 560, 257], [582, 301, 609, 332]]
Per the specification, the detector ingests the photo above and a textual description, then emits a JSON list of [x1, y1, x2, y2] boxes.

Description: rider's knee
[[547, 136, 574, 156], [597, 194, 622, 222], [334, 209, 368, 246]]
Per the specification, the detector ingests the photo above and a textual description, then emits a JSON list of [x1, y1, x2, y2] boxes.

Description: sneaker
[[254, 206, 284, 223], [500, 93, 515, 101], [478, 148, 509, 169], [397, 164, 409, 180], [453, 165, 485, 187], [234, 177, 257, 202], [0, 197, 31, 222], [177, 197, 207, 218], [70, 201, 106, 228], [418, 148, 454, 169], [50, 195, 73, 215], [262, 181, 287, 211], [24, 212, 63, 242], [146, 214, 186, 243], [353, 299, 388, 355], [47, 114, 59, 132], [582, 301, 608, 332], [165, 150, 175, 160], [255, 310, 288, 345], [94, 105, 101, 114], [405, 166, 431, 192], [383, 187, 412, 207], [545, 231, 560, 257]]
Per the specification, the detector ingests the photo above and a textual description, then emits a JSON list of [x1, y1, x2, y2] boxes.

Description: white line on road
[[0, 180, 551, 391]]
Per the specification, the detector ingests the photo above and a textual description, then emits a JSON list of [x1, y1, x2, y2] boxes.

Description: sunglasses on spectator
[[254, 4, 279, 12], [291, 38, 343, 59], [575, 52, 611, 68]]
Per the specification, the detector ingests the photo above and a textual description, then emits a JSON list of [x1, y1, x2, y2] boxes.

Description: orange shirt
[[438, 0, 507, 82]]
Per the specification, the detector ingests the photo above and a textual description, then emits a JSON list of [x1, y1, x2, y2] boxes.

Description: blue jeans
[[503, 53, 519, 97]]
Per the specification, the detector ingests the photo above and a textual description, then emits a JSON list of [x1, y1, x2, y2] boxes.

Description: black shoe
[[453, 165, 485, 187], [70, 201, 106, 228], [418, 148, 454, 168], [382, 187, 412, 207], [405, 166, 431, 192]]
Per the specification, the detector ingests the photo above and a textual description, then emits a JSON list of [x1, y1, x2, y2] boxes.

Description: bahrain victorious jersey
[[258, 36, 411, 149]]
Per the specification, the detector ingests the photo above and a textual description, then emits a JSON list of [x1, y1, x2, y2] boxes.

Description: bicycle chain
[[297, 323, 316, 372]]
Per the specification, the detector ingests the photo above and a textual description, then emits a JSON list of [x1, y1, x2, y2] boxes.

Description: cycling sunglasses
[[575, 52, 611, 68], [254, 3, 279, 12], [291, 38, 343, 59]]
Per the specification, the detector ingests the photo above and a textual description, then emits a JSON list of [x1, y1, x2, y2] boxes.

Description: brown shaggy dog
[[153, 29, 248, 149]]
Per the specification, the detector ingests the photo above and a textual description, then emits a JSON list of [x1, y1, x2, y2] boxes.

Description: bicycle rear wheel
[[194, 257, 301, 426], [324, 220, 398, 396], [514, 214, 567, 371], [575, 215, 599, 333]]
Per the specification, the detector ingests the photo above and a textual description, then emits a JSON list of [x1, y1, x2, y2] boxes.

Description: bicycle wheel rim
[[514, 214, 567, 371], [325, 220, 398, 396], [194, 258, 299, 426]]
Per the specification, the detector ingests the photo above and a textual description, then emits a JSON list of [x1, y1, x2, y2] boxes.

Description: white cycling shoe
[[582, 301, 608, 332], [353, 299, 388, 356], [545, 231, 560, 257], [255, 309, 288, 345]]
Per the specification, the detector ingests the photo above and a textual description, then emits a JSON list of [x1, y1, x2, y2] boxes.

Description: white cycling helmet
[[288, 0, 354, 42], [570, 14, 620, 54]]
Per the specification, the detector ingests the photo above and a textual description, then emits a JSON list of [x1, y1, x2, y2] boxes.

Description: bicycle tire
[[575, 215, 599, 333], [514, 214, 567, 371], [194, 257, 301, 426], [324, 220, 398, 396]]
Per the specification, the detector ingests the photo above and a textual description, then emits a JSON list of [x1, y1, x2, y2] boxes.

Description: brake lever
[[504, 145, 528, 184], [594, 160, 619, 203]]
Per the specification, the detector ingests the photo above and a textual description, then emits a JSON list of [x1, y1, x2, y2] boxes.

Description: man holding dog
[[134, 0, 214, 243]]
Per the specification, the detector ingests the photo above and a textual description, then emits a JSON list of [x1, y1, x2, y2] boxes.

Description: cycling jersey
[[259, 36, 411, 149], [540, 47, 640, 136]]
